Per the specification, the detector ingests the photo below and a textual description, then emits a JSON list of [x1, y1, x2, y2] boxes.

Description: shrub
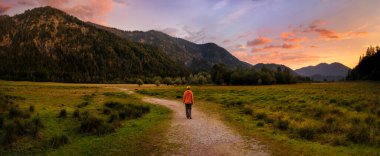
[[256, 113, 266, 120], [354, 105, 363, 112], [256, 121, 264, 127], [365, 116, 375, 125], [241, 108, 253, 115], [77, 101, 89, 108], [8, 107, 29, 119], [81, 111, 90, 120], [297, 126, 316, 140], [136, 79, 144, 87], [103, 108, 112, 115], [58, 109, 67, 118], [346, 126, 370, 144], [30, 116, 44, 138], [1, 122, 17, 146], [29, 105, 35, 112], [118, 111, 127, 120], [79, 116, 115, 135], [176, 95, 182, 99], [276, 119, 289, 131], [104, 102, 123, 109], [329, 99, 337, 103], [73, 109, 80, 118], [48, 135, 69, 149], [154, 80, 160, 87], [109, 113, 119, 123]]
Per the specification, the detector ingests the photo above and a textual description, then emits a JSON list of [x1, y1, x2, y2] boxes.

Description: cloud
[[247, 37, 272, 47], [182, 26, 207, 43], [303, 20, 368, 40], [212, 0, 229, 10], [0, 2, 11, 14], [281, 31, 307, 43], [250, 51, 324, 68], [7, 0, 115, 25]]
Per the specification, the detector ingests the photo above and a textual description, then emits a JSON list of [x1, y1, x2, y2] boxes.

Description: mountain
[[89, 23, 252, 72], [0, 7, 188, 83], [348, 46, 380, 81], [295, 62, 350, 81], [253, 63, 297, 75]]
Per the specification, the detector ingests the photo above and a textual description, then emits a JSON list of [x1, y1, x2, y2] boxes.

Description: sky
[[1, 0, 379, 69]]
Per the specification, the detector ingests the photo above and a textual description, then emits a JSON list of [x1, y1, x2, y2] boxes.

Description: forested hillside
[[0, 7, 188, 83], [348, 46, 380, 81]]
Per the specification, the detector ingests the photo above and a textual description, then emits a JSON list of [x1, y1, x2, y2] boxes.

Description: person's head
[[186, 85, 191, 90]]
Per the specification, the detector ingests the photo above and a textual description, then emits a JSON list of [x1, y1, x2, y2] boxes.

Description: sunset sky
[[1, 0, 379, 69]]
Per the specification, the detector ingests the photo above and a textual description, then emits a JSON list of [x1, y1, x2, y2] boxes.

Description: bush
[[329, 99, 337, 103], [48, 135, 69, 149], [79, 116, 115, 135], [1, 122, 18, 146], [154, 80, 160, 86], [30, 116, 44, 137], [29, 105, 35, 112], [255, 113, 266, 120], [346, 126, 370, 144], [73, 109, 80, 118], [104, 102, 123, 109], [103, 108, 112, 115], [136, 79, 144, 87], [256, 121, 264, 127], [58, 109, 67, 118], [77, 101, 89, 108], [109, 113, 119, 123], [241, 108, 253, 115], [297, 126, 316, 140], [276, 119, 289, 130], [8, 107, 29, 119]]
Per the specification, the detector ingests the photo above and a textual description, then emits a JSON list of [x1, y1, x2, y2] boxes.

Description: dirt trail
[[143, 97, 269, 156]]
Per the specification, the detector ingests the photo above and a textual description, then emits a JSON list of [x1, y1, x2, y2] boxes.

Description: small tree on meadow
[[136, 79, 144, 87], [154, 80, 160, 87]]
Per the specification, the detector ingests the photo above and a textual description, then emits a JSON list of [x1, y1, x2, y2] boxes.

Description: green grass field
[[0, 81, 172, 155], [136, 82, 380, 156]]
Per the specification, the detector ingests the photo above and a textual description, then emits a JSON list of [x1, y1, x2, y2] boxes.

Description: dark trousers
[[185, 104, 192, 119]]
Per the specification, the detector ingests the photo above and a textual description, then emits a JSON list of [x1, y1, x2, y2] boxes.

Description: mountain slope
[[295, 62, 350, 81], [0, 7, 187, 83], [89, 23, 252, 72]]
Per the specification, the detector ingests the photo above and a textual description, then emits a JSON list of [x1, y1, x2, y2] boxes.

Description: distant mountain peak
[[295, 62, 350, 81]]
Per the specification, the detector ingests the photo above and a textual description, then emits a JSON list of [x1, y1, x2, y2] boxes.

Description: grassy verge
[[0, 81, 172, 155], [135, 82, 380, 156]]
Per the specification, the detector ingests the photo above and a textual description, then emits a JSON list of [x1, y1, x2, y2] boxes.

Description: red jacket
[[183, 90, 194, 104]]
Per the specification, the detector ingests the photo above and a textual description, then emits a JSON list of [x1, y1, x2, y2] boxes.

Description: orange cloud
[[281, 32, 295, 39], [281, 31, 307, 43], [0, 2, 11, 14], [247, 37, 272, 47], [251, 43, 301, 53], [302, 20, 368, 40]]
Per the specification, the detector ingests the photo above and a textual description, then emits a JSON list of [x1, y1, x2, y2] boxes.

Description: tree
[[163, 77, 173, 85], [136, 79, 144, 87], [154, 80, 160, 87]]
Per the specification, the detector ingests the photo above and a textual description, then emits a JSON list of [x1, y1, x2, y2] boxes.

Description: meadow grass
[[0, 81, 172, 155], [136, 82, 380, 156]]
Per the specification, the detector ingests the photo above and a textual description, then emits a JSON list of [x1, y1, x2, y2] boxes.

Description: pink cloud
[[0, 2, 11, 14], [247, 37, 272, 47], [302, 20, 368, 40], [8, 0, 115, 25], [161, 27, 179, 36], [250, 51, 324, 68]]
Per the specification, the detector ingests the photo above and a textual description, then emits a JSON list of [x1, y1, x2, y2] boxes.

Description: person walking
[[183, 85, 194, 119]]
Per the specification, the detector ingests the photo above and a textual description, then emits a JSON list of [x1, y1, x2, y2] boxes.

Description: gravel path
[[143, 97, 269, 156]]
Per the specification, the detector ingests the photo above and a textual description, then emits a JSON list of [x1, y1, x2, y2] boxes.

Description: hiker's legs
[[185, 104, 192, 119], [185, 104, 190, 118], [188, 104, 192, 119]]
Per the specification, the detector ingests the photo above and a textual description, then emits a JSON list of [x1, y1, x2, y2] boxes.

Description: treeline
[[133, 72, 212, 86], [211, 64, 309, 85], [348, 45, 380, 81]]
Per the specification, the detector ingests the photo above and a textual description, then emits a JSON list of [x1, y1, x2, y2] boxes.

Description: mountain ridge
[[88, 22, 252, 72], [295, 62, 350, 81]]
